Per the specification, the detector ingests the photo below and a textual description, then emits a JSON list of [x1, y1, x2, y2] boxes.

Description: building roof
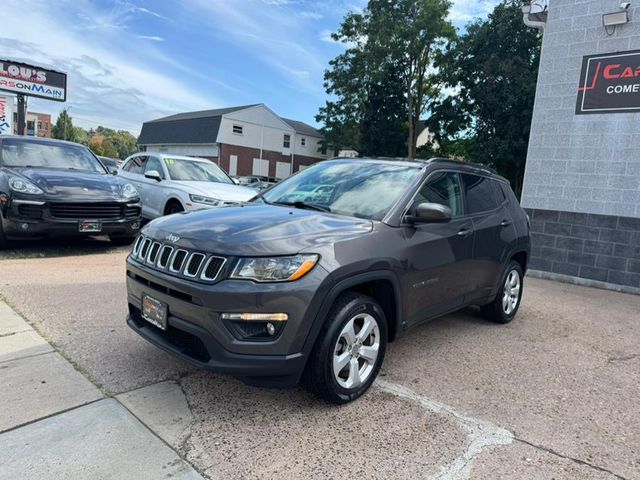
[[138, 104, 322, 146], [281, 118, 322, 137]]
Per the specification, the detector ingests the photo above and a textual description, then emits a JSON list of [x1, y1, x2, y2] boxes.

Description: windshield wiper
[[273, 201, 331, 212]]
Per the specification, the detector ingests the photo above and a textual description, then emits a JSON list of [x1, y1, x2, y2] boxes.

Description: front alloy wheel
[[333, 313, 381, 389], [305, 292, 387, 404]]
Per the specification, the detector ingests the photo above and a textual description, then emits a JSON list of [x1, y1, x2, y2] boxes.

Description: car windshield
[[164, 158, 232, 184], [0, 139, 106, 173], [260, 161, 421, 220]]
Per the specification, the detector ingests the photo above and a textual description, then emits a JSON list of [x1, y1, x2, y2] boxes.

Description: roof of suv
[[332, 156, 506, 182]]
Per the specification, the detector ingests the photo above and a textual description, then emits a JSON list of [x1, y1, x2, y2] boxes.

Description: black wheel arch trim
[[301, 269, 403, 361]]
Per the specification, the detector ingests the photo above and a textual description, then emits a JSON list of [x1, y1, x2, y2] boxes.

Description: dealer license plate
[[141, 294, 168, 330], [79, 219, 102, 233]]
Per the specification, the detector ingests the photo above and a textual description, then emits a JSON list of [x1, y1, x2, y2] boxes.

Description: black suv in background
[[126, 158, 530, 403], [0, 136, 141, 248]]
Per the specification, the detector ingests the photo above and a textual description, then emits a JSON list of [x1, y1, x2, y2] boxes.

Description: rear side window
[[461, 174, 501, 214], [124, 156, 147, 174], [414, 171, 463, 217]]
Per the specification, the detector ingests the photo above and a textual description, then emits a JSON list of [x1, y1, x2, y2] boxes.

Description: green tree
[[429, 0, 541, 194], [52, 109, 76, 142], [318, 0, 455, 158]]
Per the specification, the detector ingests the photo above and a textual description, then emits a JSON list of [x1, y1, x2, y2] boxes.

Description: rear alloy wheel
[[305, 292, 387, 404], [481, 260, 523, 324]]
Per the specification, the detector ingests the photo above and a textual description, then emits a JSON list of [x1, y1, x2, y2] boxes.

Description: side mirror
[[232, 178, 240, 185], [145, 170, 162, 182], [407, 202, 452, 224], [108, 167, 118, 175]]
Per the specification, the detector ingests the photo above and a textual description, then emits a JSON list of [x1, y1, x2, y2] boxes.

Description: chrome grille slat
[[184, 253, 205, 277], [139, 238, 152, 260], [147, 242, 161, 265], [133, 236, 144, 256], [157, 245, 174, 269], [132, 235, 225, 282], [170, 249, 189, 273], [201, 256, 226, 281]]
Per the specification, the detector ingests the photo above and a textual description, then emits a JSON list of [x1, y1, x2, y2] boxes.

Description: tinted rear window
[[462, 174, 500, 214]]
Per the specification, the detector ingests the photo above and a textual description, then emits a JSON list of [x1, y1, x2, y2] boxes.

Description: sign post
[[0, 59, 67, 136]]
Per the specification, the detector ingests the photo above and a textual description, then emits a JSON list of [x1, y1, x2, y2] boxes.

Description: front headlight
[[231, 254, 319, 282], [189, 194, 221, 206], [122, 183, 138, 199], [9, 177, 44, 195]]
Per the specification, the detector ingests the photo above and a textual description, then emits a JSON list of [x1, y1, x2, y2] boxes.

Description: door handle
[[500, 219, 512, 227], [457, 228, 473, 238]]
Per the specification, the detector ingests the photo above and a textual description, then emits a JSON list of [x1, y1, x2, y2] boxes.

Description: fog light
[[266, 322, 276, 336], [131, 221, 140, 230], [220, 313, 288, 322], [20, 223, 29, 231]]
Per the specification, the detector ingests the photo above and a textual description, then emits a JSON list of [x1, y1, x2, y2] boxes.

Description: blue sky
[[1, 0, 499, 134]]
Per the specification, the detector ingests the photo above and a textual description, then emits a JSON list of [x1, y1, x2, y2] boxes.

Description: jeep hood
[[142, 203, 373, 256]]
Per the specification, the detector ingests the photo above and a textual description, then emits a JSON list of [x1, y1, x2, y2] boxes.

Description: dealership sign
[[0, 59, 67, 102], [0, 95, 14, 135], [577, 50, 640, 114]]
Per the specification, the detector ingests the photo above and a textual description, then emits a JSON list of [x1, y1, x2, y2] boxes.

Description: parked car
[[236, 175, 278, 191], [98, 156, 122, 175], [125, 158, 530, 403], [0, 136, 141, 248], [118, 154, 257, 220]]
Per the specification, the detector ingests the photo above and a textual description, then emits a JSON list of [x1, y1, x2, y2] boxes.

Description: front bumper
[[126, 256, 330, 386], [1, 198, 142, 239]]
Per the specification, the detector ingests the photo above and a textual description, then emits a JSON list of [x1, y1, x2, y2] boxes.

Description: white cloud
[[0, 0, 220, 134], [136, 35, 165, 42]]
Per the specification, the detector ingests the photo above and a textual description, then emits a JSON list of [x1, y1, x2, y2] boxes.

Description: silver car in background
[[119, 153, 256, 219]]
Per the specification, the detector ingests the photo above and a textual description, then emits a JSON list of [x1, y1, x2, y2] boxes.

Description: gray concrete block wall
[[526, 208, 640, 288], [522, 0, 640, 218]]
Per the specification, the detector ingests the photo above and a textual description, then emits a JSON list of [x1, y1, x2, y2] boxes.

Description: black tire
[[0, 219, 6, 250], [304, 292, 387, 404], [481, 260, 524, 324], [109, 235, 136, 246], [164, 201, 184, 215]]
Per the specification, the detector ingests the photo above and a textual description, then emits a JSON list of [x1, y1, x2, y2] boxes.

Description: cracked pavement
[[0, 242, 638, 479]]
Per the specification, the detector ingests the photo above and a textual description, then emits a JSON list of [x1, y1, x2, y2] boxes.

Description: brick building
[[137, 104, 327, 179], [522, 0, 640, 292]]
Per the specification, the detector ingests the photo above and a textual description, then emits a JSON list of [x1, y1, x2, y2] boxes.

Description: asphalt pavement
[[0, 242, 638, 479]]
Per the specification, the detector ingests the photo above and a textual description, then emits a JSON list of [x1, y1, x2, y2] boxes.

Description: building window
[[301, 137, 306, 146], [232, 124, 243, 135], [37, 121, 42, 129], [283, 134, 291, 148]]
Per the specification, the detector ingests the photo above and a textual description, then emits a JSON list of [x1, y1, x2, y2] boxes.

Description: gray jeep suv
[[126, 158, 530, 403]]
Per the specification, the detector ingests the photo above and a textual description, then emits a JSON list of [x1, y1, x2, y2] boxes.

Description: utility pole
[[16, 94, 26, 136]]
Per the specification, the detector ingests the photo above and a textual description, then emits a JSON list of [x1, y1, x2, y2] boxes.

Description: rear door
[[403, 171, 475, 326], [461, 174, 514, 299]]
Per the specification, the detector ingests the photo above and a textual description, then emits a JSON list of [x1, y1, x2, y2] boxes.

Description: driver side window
[[144, 156, 165, 179], [414, 171, 463, 217]]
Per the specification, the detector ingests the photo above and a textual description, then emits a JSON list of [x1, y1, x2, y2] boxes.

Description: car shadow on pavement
[[0, 236, 132, 260]]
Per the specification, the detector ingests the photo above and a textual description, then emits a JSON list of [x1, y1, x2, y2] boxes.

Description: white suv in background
[[119, 153, 256, 219]]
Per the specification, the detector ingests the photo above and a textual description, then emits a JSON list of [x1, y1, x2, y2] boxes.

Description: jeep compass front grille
[[131, 234, 226, 283]]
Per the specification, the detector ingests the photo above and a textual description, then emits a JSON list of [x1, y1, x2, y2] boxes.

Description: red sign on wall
[[576, 50, 640, 114]]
